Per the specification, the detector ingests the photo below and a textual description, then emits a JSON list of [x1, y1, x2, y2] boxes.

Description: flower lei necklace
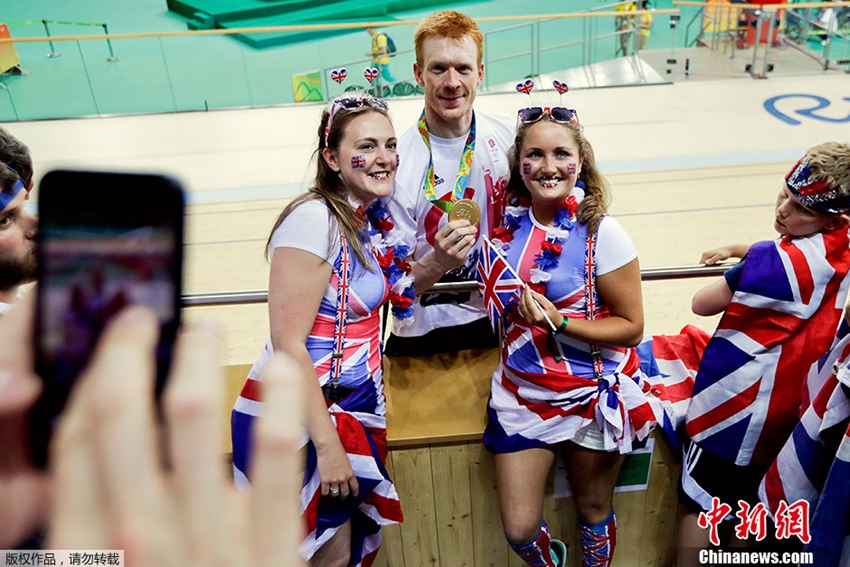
[[492, 181, 585, 296], [360, 200, 416, 325]]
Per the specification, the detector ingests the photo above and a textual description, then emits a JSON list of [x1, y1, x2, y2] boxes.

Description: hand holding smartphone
[[30, 170, 184, 468]]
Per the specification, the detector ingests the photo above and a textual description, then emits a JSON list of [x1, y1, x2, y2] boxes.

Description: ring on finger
[[329, 486, 340, 496]]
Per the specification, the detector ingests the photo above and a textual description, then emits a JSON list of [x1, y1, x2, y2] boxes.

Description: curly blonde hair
[[805, 142, 850, 198]]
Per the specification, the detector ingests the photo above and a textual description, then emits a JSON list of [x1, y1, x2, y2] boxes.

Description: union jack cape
[[232, 379, 403, 566], [685, 229, 850, 466], [759, 321, 850, 567]]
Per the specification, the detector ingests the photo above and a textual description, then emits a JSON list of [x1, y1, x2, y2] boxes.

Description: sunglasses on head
[[324, 96, 390, 147], [517, 107, 580, 127]]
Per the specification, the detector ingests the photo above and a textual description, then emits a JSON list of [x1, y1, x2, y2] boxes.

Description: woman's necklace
[[493, 182, 585, 295], [362, 200, 416, 325]]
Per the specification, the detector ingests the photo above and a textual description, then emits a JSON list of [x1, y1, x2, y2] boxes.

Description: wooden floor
[[8, 69, 848, 364]]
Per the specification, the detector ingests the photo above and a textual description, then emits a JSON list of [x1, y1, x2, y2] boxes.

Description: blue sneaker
[[550, 539, 567, 567]]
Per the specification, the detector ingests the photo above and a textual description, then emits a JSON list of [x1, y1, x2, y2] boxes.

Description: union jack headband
[[0, 165, 25, 212], [785, 156, 850, 214]]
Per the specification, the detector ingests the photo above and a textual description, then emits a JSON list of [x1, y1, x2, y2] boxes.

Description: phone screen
[[30, 170, 184, 467]]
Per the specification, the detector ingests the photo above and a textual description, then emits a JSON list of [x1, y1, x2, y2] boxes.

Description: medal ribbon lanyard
[[417, 110, 476, 213]]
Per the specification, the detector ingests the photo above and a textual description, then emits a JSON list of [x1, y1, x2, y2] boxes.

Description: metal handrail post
[[632, 12, 640, 55], [583, 14, 589, 66], [669, 14, 680, 70], [761, 10, 777, 77], [749, 11, 763, 78], [43, 20, 61, 57], [822, 9, 836, 70], [534, 20, 540, 80], [729, 6, 738, 59], [801, 7, 811, 41], [322, 66, 329, 102], [484, 35, 490, 90], [102, 24, 120, 61], [720, 5, 730, 53]]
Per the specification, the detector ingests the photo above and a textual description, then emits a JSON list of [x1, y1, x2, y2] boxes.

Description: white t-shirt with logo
[[386, 111, 515, 337]]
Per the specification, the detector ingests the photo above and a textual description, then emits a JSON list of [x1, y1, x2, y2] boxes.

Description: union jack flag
[[477, 237, 524, 331], [685, 229, 850, 466], [759, 322, 850, 567], [233, 379, 403, 566], [638, 324, 710, 449], [351, 155, 366, 169]]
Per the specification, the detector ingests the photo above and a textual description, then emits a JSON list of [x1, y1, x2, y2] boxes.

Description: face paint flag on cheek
[[351, 155, 366, 169], [522, 163, 531, 176], [567, 163, 577, 175], [396, 154, 400, 167]]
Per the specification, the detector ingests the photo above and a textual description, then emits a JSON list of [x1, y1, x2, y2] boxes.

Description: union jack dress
[[231, 204, 403, 566], [484, 213, 657, 454]]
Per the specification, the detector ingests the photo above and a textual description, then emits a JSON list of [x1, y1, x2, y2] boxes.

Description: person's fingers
[[86, 307, 175, 563], [48, 339, 109, 549], [164, 319, 232, 565], [348, 477, 360, 499], [518, 292, 532, 322], [0, 293, 48, 548], [0, 368, 42, 474], [0, 292, 34, 373], [249, 353, 304, 567], [0, 473, 50, 548], [338, 480, 350, 500], [442, 219, 470, 233]]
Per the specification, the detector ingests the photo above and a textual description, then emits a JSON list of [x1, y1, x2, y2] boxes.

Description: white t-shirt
[[595, 216, 637, 275], [269, 199, 339, 264], [386, 111, 515, 337], [538, 213, 637, 276]]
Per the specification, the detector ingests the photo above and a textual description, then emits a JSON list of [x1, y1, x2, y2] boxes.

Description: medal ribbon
[[417, 110, 476, 212]]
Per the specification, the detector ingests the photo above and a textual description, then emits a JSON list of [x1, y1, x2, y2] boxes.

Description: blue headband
[[0, 166, 25, 212]]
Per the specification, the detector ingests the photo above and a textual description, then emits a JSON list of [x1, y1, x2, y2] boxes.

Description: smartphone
[[30, 170, 185, 468]]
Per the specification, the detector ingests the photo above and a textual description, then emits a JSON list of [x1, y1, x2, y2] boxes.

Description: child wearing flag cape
[[675, 142, 850, 565], [479, 105, 656, 567]]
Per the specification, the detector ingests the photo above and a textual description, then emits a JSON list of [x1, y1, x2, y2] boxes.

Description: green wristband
[[556, 317, 568, 334]]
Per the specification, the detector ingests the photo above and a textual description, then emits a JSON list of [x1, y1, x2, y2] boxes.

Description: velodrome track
[[8, 72, 849, 364]]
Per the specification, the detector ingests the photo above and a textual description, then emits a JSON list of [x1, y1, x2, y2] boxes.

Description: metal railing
[[675, 1, 850, 77], [181, 263, 732, 307], [0, 8, 680, 122]]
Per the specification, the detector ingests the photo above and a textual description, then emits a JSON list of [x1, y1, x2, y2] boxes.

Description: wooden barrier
[[224, 351, 681, 567]]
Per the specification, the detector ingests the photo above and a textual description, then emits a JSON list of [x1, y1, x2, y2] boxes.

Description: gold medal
[[448, 199, 481, 227]]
